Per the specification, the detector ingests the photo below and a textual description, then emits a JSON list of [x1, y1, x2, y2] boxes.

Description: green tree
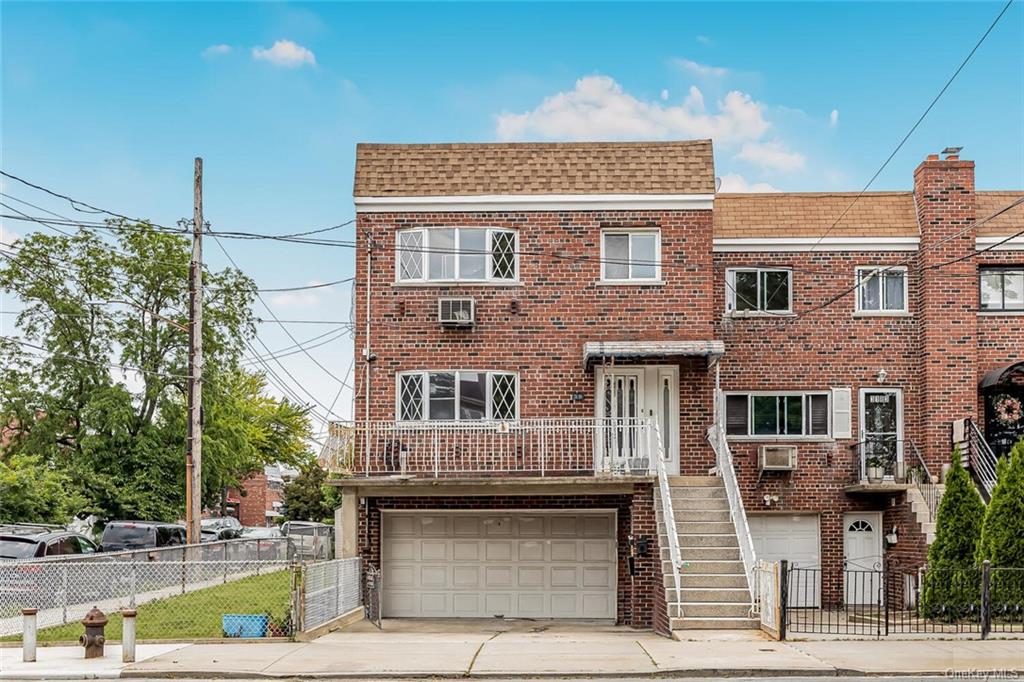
[[921, 448, 986, 619], [0, 454, 85, 524], [977, 438, 1024, 607], [0, 223, 312, 522], [282, 463, 336, 523]]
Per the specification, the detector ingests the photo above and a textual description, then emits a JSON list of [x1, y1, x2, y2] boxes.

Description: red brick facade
[[350, 146, 1022, 626]]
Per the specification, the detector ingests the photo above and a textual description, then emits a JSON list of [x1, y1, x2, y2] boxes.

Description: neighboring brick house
[[332, 141, 1023, 635], [229, 465, 295, 527]]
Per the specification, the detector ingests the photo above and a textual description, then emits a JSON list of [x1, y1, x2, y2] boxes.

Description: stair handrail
[[907, 439, 940, 523], [965, 418, 998, 498], [650, 419, 683, 623], [707, 414, 757, 605]]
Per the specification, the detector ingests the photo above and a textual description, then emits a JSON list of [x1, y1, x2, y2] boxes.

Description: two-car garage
[[382, 511, 618, 619]]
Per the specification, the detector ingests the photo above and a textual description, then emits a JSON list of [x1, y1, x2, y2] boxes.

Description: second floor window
[[397, 370, 518, 421], [725, 392, 830, 437], [726, 268, 792, 314], [980, 267, 1024, 312], [601, 230, 660, 281], [856, 266, 908, 313], [397, 227, 517, 283]]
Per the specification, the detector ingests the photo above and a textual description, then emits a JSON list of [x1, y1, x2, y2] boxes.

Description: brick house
[[332, 141, 1024, 635], [229, 465, 294, 527]]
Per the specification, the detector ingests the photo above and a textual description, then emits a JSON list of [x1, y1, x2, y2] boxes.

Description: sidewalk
[[2, 620, 1022, 679]]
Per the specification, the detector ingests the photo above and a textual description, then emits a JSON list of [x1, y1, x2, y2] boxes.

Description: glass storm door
[[859, 389, 903, 479], [596, 366, 679, 475]]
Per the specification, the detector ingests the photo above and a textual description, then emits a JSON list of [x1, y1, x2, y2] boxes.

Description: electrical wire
[[3, 336, 193, 380]]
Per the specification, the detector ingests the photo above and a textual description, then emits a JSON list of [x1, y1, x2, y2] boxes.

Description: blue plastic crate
[[222, 614, 269, 638]]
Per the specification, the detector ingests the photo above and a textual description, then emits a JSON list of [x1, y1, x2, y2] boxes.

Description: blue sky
[[2, 1, 1023, 438]]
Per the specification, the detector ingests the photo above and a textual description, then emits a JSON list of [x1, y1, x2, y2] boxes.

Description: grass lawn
[[4, 569, 293, 643]]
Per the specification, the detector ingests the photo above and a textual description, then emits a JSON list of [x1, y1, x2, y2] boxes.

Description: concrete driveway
[[124, 619, 834, 678]]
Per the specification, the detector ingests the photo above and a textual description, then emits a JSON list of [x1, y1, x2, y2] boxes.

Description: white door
[[595, 366, 679, 474], [859, 388, 903, 479], [749, 515, 820, 607], [844, 512, 883, 605], [382, 511, 616, 619]]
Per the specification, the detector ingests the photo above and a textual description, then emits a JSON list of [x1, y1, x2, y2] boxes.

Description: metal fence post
[[779, 560, 789, 640], [61, 564, 69, 624], [981, 560, 991, 640], [883, 564, 889, 637]]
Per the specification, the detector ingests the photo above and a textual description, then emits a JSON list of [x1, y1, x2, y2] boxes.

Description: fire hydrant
[[80, 607, 107, 659]]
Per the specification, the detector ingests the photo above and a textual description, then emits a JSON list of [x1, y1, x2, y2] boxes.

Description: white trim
[[857, 386, 904, 469], [356, 193, 715, 213], [854, 266, 909, 314], [395, 370, 520, 422], [725, 267, 793, 314], [713, 237, 920, 253], [600, 228, 662, 282], [976, 235, 1024, 251], [721, 390, 831, 439], [395, 227, 519, 284]]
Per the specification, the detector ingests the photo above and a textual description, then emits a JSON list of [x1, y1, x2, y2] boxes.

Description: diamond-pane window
[[398, 231, 423, 280], [490, 373, 518, 420], [398, 374, 423, 421], [491, 231, 516, 280]]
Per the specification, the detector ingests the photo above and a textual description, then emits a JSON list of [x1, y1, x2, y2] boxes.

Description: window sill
[[392, 281, 523, 288], [853, 311, 913, 318], [724, 311, 796, 319], [596, 280, 666, 287], [726, 436, 835, 444], [978, 310, 1024, 316]]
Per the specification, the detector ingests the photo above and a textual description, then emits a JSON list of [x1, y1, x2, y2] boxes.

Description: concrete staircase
[[655, 475, 757, 630], [906, 483, 944, 544]]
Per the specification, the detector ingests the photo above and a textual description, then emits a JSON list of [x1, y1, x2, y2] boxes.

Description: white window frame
[[725, 268, 793, 314], [395, 370, 520, 422], [600, 229, 662, 283], [855, 266, 909, 314], [395, 227, 519, 284], [979, 266, 1024, 313], [722, 390, 832, 440]]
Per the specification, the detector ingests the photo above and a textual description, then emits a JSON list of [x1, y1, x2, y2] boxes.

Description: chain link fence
[[296, 557, 361, 631]]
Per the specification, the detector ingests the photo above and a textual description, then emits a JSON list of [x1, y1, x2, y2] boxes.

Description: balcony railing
[[850, 437, 926, 485], [326, 418, 658, 478]]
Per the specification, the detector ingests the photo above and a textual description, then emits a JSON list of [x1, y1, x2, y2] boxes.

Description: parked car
[[0, 525, 98, 560], [200, 527, 235, 542], [98, 521, 186, 553], [201, 516, 242, 540], [281, 521, 333, 559]]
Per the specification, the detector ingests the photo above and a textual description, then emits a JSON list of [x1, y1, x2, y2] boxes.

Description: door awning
[[980, 361, 1024, 389], [583, 340, 725, 369]]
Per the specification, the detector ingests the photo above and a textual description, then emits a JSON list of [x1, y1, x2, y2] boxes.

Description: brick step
[[678, 534, 739, 548], [669, 487, 726, 499], [666, 476, 722, 487], [661, 546, 741, 562], [659, 521, 735, 534], [671, 574, 750, 593], [671, 616, 759, 630]]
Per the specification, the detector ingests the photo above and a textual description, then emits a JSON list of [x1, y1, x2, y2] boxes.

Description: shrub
[[921, 448, 985, 619], [977, 437, 1024, 609]]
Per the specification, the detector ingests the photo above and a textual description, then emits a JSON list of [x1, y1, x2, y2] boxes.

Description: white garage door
[[749, 514, 820, 608], [382, 511, 617, 619]]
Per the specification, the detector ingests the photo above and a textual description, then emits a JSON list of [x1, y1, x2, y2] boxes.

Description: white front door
[[843, 512, 883, 605], [595, 366, 679, 474], [859, 388, 903, 479]]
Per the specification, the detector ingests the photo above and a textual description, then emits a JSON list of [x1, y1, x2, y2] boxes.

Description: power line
[[2, 336, 193, 380], [241, 327, 351, 367], [253, 277, 354, 293]]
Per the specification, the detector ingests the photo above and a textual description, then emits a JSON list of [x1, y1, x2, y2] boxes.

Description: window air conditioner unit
[[438, 297, 475, 327], [759, 445, 798, 471]]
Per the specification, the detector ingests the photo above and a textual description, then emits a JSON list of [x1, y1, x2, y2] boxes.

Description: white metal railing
[[332, 418, 657, 477], [650, 420, 683, 623], [708, 417, 757, 604], [966, 418, 999, 499]]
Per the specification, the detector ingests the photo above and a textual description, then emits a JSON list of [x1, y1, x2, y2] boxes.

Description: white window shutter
[[831, 387, 852, 439]]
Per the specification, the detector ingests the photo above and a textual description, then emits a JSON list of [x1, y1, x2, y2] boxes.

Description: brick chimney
[[913, 149, 977, 469]]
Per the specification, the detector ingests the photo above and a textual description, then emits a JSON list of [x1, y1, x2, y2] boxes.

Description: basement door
[[595, 365, 680, 475], [381, 511, 617, 619]]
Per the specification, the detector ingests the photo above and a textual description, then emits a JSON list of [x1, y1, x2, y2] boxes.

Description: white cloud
[[717, 173, 780, 193], [201, 44, 231, 59], [696, 35, 712, 45], [660, 89, 669, 101], [735, 139, 806, 172], [829, 109, 839, 127], [673, 57, 728, 78], [252, 39, 316, 68], [0, 226, 21, 245], [495, 75, 768, 144], [269, 281, 328, 308]]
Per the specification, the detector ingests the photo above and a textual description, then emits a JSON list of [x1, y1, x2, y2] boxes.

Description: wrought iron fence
[[0, 560, 295, 640], [780, 561, 1023, 638], [297, 557, 362, 631]]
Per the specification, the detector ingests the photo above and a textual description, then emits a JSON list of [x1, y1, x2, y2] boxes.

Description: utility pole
[[186, 157, 204, 545]]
